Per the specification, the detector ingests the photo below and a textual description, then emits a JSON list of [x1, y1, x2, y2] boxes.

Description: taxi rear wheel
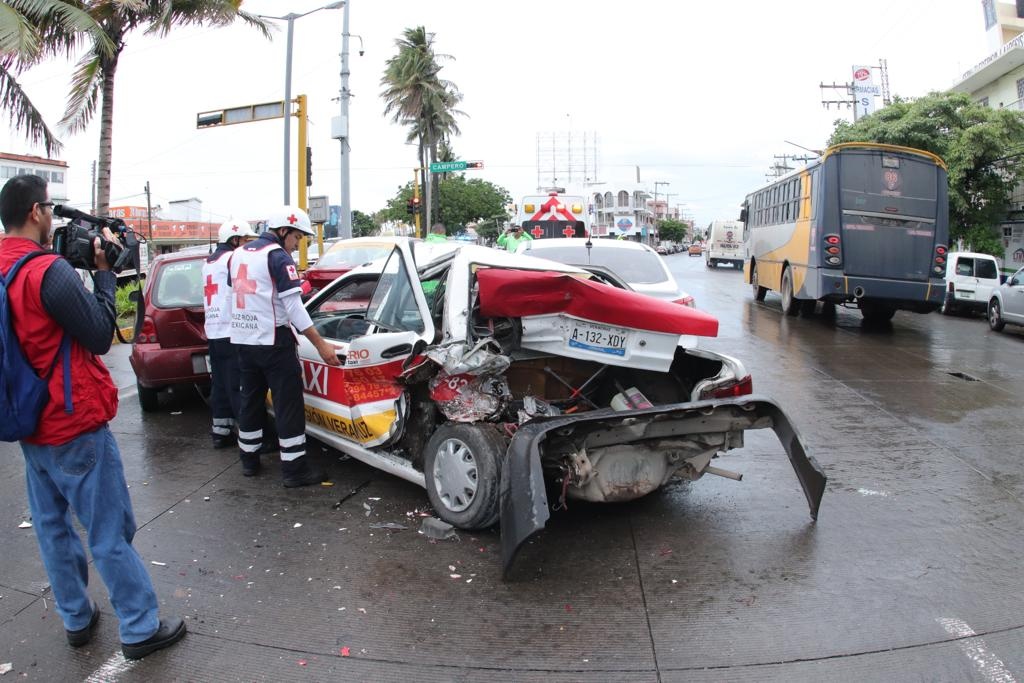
[[424, 424, 507, 530]]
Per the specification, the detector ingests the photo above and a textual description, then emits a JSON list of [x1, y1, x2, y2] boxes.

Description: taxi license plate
[[567, 321, 629, 356]]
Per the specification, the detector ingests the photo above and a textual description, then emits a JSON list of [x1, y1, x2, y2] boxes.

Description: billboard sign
[[852, 65, 878, 118]]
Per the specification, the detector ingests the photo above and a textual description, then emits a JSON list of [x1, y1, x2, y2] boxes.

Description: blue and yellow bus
[[740, 143, 949, 323]]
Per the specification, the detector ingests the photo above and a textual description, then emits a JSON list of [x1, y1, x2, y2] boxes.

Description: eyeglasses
[[37, 202, 54, 211]]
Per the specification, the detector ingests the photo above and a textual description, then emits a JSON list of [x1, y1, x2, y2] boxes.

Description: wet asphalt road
[[1, 253, 1023, 682]]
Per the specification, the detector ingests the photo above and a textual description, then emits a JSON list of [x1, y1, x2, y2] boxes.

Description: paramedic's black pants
[[208, 337, 241, 437], [236, 327, 306, 461]]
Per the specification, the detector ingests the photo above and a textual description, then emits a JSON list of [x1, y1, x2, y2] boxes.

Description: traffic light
[[465, 161, 484, 169], [305, 147, 312, 186], [406, 195, 421, 215]]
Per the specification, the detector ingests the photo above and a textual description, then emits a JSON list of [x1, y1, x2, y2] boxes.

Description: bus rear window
[[839, 152, 938, 218]]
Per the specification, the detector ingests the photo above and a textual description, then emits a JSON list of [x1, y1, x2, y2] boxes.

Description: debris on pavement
[[150, 561, 167, 567], [293, 523, 303, 529], [0, 662, 12, 675], [419, 517, 457, 540], [17, 521, 31, 529], [368, 522, 408, 531], [340, 646, 350, 657]]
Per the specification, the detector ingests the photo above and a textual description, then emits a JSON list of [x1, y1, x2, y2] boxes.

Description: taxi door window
[[365, 248, 425, 334]]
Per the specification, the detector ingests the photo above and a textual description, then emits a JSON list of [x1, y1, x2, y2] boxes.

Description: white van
[[704, 220, 744, 268], [942, 251, 1001, 315]]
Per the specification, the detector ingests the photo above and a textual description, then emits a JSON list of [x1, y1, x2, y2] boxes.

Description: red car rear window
[[153, 258, 205, 308]]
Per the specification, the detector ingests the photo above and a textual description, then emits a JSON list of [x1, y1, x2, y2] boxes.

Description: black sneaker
[[66, 600, 100, 647], [121, 617, 186, 660], [210, 433, 234, 449], [281, 457, 328, 488], [240, 452, 261, 477]]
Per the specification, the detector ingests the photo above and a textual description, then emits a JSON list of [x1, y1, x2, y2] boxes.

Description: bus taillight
[[934, 245, 948, 275], [823, 233, 842, 267]]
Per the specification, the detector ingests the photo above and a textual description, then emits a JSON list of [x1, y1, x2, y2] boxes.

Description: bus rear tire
[[751, 263, 767, 301], [780, 266, 800, 316], [860, 303, 896, 323]]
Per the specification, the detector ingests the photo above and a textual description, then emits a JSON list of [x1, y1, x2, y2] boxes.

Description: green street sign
[[430, 160, 467, 173]]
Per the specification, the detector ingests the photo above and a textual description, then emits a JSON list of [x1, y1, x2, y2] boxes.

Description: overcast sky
[[3, 0, 991, 227]]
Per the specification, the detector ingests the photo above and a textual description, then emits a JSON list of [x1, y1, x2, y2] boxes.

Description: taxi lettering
[[302, 361, 329, 396]]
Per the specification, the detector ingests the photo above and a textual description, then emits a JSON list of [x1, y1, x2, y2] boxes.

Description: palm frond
[[0, 63, 62, 154], [0, 2, 40, 58], [58, 50, 102, 132]]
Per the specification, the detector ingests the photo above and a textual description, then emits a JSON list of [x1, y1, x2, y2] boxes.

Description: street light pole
[[261, 3, 344, 207]]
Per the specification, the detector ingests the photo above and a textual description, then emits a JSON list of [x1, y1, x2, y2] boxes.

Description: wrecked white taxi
[[298, 239, 826, 574]]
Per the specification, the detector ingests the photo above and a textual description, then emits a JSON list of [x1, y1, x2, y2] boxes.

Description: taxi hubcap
[[433, 438, 477, 512]]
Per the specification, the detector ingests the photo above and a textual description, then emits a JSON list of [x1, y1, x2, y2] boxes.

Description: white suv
[[942, 252, 1001, 315], [988, 266, 1024, 333]]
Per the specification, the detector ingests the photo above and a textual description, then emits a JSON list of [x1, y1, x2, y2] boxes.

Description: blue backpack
[[1, 251, 72, 442]]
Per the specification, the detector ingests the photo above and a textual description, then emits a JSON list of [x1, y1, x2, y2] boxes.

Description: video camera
[[51, 205, 142, 273]]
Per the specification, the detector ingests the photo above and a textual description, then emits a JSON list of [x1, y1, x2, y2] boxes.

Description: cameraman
[[0, 175, 186, 660], [496, 223, 533, 252]]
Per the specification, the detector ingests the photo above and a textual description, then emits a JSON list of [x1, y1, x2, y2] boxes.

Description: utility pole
[[766, 154, 813, 180], [820, 81, 855, 118], [90, 161, 96, 214], [878, 58, 891, 105], [144, 180, 153, 248]]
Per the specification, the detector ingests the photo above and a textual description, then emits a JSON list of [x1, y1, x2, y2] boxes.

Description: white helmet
[[218, 219, 257, 244], [266, 206, 314, 236]]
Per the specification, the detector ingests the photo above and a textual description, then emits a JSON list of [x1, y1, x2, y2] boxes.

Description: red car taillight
[[135, 316, 158, 344], [674, 295, 695, 308], [701, 375, 753, 399]]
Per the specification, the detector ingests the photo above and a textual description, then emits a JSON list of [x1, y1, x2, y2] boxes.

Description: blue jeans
[[21, 425, 160, 644]]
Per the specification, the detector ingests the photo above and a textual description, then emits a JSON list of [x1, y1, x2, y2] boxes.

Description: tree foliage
[[0, 0, 113, 155], [380, 26, 465, 225], [53, 1, 269, 213], [351, 209, 375, 238], [657, 218, 687, 243], [829, 91, 1024, 253], [378, 175, 510, 234]]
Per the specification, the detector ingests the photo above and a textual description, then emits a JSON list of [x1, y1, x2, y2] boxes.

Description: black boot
[[239, 450, 261, 477], [281, 457, 327, 488], [211, 432, 234, 449]]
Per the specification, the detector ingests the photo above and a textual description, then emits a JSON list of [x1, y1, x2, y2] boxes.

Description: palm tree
[[57, 1, 269, 214], [380, 26, 465, 228], [0, 0, 112, 156]]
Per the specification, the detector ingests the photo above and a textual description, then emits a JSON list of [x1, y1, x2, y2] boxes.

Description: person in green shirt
[[496, 224, 533, 252], [425, 223, 447, 243]]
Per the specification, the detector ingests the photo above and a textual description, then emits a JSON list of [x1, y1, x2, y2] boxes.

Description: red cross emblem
[[530, 226, 545, 238], [204, 274, 219, 306], [562, 226, 576, 238], [233, 263, 258, 309], [287, 214, 298, 225]]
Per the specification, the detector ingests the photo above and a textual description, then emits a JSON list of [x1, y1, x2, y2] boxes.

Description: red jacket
[[0, 237, 117, 446]]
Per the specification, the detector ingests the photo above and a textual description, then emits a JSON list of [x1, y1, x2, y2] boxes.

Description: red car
[[301, 238, 397, 296], [129, 248, 211, 411]]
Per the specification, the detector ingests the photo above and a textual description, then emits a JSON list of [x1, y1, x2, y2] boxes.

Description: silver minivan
[[988, 266, 1024, 332], [942, 252, 1001, 315]]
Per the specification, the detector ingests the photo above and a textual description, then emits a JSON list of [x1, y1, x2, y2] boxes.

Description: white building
[[0, 152, 69, 206], [590, 184, 655, 240], [950, 0, 1024, 272]]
